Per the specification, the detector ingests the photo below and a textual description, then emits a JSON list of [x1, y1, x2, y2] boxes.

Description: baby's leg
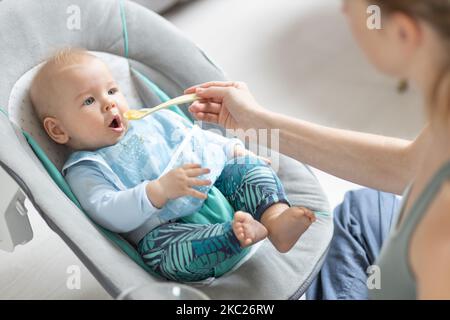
[[260, 203, 316, 253], [138, 221, 256, 282], [233, 211, 268, 247], [215, 156, 316, 253]]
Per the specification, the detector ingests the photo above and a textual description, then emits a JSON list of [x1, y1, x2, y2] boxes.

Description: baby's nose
[[104, 102, 116, 112]]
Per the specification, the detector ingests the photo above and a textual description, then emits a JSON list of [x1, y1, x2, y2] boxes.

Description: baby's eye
[[83, 97, 95, 106], [108, 88, 118, 95]]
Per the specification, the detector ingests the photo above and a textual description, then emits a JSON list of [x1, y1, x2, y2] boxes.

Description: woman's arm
[[260, 111, 429, 195], [186, 81, 429, 195]]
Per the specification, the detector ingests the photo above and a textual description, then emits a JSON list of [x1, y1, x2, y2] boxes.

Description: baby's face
[[48, 57, 129, 150]]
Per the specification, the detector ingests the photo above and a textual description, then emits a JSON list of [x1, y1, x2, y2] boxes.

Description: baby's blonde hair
[[30, 47, 96, 121]]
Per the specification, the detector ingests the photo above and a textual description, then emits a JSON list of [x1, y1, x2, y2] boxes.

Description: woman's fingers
[[187, 84, 236, 103], [188, 101, 221, 123], [184, 81, 239, 94], [194, 86, 229, 100], [189, 101, 222, 114], [193, 112, 219, 124]]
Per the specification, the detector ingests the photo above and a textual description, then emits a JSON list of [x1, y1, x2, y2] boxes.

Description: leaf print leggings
[[137, 157, 290, 282]]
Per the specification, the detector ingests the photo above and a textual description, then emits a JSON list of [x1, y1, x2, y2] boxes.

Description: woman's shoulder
[[410, 179, 450, 299]]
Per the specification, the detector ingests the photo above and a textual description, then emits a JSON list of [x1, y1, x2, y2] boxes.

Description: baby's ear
[[43, 117, 69, 145]]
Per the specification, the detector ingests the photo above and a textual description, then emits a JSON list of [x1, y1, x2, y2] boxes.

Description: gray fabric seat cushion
[[0, 0, 333, 299], [131, 0, 194, 14]]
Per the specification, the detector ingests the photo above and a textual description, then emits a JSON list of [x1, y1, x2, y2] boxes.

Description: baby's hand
[[233, 144, 271, 165], [157, 164, 211, 203]]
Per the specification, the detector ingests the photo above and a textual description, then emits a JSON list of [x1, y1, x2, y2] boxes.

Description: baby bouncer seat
[[0, 0, 333, 299]]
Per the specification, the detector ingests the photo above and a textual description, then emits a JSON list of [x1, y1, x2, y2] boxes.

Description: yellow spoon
[[124, 93, 199, 120]]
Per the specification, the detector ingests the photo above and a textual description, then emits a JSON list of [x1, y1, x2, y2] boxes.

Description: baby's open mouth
[[108, 115, 124, 132]]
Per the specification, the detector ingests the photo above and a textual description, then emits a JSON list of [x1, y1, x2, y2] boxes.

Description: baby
[[30, 48, 316, 282]]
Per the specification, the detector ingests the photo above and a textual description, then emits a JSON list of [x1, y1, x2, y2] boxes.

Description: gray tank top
[[370, 161, 450, 299]]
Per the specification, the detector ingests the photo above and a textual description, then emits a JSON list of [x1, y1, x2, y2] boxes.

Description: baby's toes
[[304, 209, 316, 222], [294, 207, 315, 221]]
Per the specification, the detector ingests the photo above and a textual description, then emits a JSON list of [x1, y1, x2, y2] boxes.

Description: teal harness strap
[[119, 0, 190, 122], [0, 103, 158, 276], [1, 108, 81, 207], [119, 4, 250, 275], [119, 0, 129, 58], [0, 106, 9, 117], [314, 211, 330, 218], [1, 0, 246, 281], [22, 132, 81, 207], [130, 68, 190, 120], [22, 132, 161, 278]]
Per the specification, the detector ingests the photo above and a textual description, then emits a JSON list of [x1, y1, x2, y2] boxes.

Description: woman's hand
[[146, 164, 211, 208], [184, 81, 264, 130]]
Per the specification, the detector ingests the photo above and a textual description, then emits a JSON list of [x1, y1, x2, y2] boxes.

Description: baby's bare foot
[[267, 207, 316, 253], [232, 211, 268, 248]]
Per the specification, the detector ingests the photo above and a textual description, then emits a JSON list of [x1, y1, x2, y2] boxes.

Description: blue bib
[[63, 109, 227, 221]]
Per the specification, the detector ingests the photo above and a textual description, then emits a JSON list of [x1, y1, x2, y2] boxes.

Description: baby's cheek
[[119, 103, 129, 115], [118, 94, 129, 108]]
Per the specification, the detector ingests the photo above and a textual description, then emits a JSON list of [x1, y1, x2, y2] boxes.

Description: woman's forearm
[[187, 82, 423, 193], [255, 110, 423, 194]]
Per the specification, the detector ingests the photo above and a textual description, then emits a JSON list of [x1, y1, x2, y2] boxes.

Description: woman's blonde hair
[[372, 0, 450, 122]]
